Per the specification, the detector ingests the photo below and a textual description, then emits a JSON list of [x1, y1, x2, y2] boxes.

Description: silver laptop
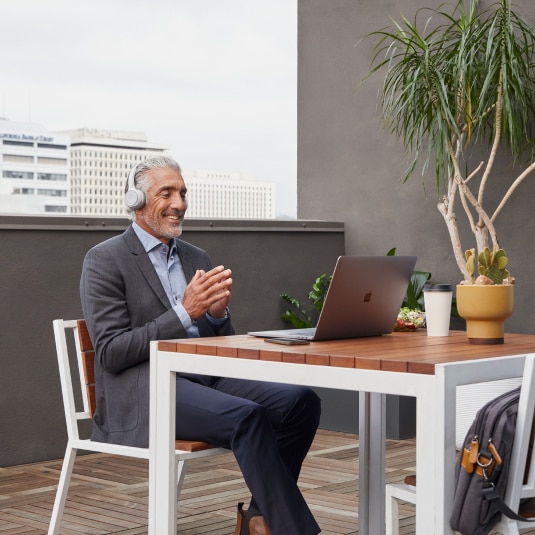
[[248, 255, 417, 341]]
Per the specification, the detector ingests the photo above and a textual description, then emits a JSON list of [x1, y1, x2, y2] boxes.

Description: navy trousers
[[175, 375, 322, 535]]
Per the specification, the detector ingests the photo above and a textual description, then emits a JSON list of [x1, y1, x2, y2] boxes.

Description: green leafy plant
[[281, 273, 332, 328], [364, 0, 535, 284], [388, 248, 460, 317], [387, 248, 431, 310]]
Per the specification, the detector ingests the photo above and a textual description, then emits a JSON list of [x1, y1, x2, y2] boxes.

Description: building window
[[12, 187, 35, 195], [2, 140, 33, 147], [37, 173, 68, 181], [37, 157, 68, 166], [3, 154, 34, 164], [37, 143, 68, 150], [37, 189, 67, 197], [3, 171, 34, 179], [45, 205, 68, 213]]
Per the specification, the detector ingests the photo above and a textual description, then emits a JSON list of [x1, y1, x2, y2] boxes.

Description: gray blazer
[[80, 225, 234, 447]]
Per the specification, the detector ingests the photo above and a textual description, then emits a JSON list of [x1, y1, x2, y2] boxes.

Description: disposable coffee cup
[[423, 283, 453, 336]]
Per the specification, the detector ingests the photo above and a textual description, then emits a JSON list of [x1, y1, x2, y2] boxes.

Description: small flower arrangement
[[394, 307, 426, 332]]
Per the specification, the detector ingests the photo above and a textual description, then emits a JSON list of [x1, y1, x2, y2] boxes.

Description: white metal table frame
[[148, 341, 530, 534]]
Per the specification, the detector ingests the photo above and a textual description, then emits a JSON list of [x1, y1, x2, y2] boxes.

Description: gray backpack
[[450, 386, 534, 534]]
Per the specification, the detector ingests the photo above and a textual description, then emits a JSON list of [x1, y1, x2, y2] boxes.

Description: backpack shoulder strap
[[482, 483, 535, 522]]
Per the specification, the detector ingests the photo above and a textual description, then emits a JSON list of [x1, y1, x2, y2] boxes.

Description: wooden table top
[[156, 330, 535, 375]]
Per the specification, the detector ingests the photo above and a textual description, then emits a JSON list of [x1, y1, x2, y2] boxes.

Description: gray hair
[[125, 155, 182, 220]]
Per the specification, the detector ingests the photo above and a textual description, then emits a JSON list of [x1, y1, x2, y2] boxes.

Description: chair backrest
[[456, 378, 523, 450], [53, 319, 94, 442], [76, 319, 97, 417], [53, 318, 218, 454], [503, 354, 535, 516]]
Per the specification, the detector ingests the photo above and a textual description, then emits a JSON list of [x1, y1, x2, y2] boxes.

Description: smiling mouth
[[165, 213, 184, 222]]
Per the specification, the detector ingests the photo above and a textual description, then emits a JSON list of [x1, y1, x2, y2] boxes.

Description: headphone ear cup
[[125, 166, 146, 210], [125, 187, 146, 210]]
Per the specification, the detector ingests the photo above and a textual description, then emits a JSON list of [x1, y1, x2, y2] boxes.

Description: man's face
[[135, 166, 188, 243]]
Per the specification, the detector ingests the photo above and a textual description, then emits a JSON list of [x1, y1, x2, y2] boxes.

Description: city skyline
[[0, 120, 276, 219], [0, 0, 298, 217]]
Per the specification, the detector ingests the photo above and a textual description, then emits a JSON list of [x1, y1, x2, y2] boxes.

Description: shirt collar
[[132, 222, 177, 254]]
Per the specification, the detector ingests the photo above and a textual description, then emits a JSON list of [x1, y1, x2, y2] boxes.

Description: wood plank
[[162, 331, 535, 375], [2, 429, 535, 534]]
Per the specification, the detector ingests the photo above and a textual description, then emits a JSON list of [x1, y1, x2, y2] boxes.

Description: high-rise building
[[62, 128, 169, 216], [183, 170, 275, 219], [0, 118, 70, 214], [64, 128, 276, 219]]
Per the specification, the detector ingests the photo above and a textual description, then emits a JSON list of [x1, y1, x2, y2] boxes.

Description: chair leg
[[385, 483, 416, 535], [48, 443, 77, 535], [385, 484, 400, 535], [175, 458, 189, 524], [493, 518, 521, 535], [176, 458, 188, 493]]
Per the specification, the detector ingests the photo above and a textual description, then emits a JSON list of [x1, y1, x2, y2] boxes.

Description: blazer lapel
[[177, 243, 196, 283], [123, 226, 171, 309]]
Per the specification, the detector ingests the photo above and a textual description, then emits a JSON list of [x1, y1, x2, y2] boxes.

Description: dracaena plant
[[365, 0, 535, 284]]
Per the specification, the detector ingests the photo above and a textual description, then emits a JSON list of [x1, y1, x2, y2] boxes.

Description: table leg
[[359, 391, 386, 535], [434, 364, 457, 534], [149, 350, 177, 535], [415, 379, 439, 534]]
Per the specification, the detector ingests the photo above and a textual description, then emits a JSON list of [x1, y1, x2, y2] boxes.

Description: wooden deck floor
[[1, 429, 534, 534]]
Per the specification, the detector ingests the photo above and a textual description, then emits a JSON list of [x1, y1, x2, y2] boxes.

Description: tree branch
[[491, 162, 535, 222], [454, 174, 499, 251]]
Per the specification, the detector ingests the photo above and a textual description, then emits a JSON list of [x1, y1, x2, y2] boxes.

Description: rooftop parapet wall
[[0, 215, 344, 466]]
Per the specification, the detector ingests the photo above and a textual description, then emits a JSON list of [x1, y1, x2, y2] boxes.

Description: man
[[80, 155, 321, 535]]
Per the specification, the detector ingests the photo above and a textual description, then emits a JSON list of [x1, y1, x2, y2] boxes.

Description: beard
[[143, 210, 184, 240]]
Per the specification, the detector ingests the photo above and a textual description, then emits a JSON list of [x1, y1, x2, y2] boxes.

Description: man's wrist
[[173, 303, 193, 330], [206, 307, 230, 321]]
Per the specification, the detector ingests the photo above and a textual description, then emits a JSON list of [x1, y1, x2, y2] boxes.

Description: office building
[[183, 170, 275, 219], [65, 128, 276, 219], [63, 128, 169, 216], [0, 118, 70, 214]]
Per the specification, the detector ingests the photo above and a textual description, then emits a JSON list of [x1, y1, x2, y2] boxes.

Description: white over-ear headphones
[[125, 165, 146, 210]]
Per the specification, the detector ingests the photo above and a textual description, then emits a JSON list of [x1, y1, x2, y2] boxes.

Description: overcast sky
[[0, 0, 298, 217]]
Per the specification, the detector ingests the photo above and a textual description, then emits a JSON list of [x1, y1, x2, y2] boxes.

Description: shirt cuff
[[173, 303, 193, 330], [206, 307, 230, 326]]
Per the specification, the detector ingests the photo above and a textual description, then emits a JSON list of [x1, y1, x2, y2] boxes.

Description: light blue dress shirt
[[133, 222, 200, 337], [132, 223, 229, 338]]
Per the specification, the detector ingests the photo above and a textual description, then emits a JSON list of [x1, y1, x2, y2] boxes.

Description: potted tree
[[365, 0, 535, 343]]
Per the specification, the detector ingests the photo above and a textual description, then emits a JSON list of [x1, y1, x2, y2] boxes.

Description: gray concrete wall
[[0, 215, 345, 466], [297, 0, 535, 335]]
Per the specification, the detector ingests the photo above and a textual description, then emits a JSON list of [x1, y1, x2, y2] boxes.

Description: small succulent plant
[[465, 247, 511, 285]]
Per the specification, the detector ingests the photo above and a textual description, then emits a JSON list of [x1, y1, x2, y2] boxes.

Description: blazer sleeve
[[80, 232, 234, 374]]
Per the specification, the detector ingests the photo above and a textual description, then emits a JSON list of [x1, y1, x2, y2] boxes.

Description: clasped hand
[[182, 265, 232, 320]]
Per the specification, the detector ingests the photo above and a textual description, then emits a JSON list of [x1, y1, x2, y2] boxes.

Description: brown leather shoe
[[233, 502, 272, 535], [233, 502, 247, 535], [249, 515, 272, 535]]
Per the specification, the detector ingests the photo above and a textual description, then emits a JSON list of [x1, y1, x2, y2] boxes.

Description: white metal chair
[[385, 360, 534, 535], [48, 318, 227, 535], [493, 354, 535, 534]]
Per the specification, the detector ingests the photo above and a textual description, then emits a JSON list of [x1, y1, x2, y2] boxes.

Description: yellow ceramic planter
[[456, 284, 514, 344]]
